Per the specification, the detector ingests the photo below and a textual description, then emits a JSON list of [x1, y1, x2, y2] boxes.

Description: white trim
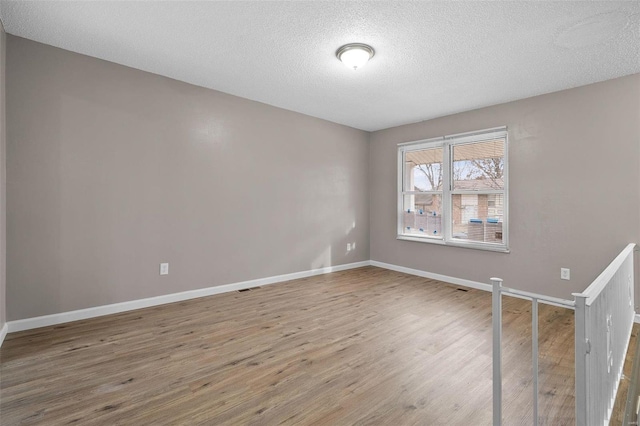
[[502, 132, 509, 249], [397, 127, 509, 253], [396, 126, 507, 149], [450, 189, 505, 195], [7, 259, 601, 335], [634, 313, 640, 324], [500, 286, 574, 308], [397, 135, 443, 147], [396, 235, 510, 253], [370, 260, 572, 309], [397, 147, 404, 236], [581, 243, 636, 306], [443, 141, 451, 240], [370, 260, 491, 292], [0, 322, 7, 347], [7, 261, 370, 333], [445, 126, 507, 141], [445, 128, 507, 144]]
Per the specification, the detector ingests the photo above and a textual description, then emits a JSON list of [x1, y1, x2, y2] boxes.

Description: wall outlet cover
[[160, 263, 169, 275], [560, 268, 570, 280]]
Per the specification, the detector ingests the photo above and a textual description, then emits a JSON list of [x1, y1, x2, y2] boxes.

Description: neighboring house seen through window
[[398, 127, 508, 252]]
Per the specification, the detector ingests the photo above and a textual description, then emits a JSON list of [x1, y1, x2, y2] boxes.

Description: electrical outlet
[[347, 243, 352, 251], [560, 268, 570, 280], [160, 263, 169, 275]]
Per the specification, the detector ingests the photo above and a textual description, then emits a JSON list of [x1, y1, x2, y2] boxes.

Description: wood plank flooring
[[0, 266, 596, 425], [611, 324, 639, 425]]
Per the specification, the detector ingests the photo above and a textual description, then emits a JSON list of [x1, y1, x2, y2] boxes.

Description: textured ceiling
[[0, 1, 639, 132]]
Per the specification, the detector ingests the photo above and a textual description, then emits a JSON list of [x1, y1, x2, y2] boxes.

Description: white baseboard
[[369, 260, 492, 292], [635, 313, 640, 324], [9, 259, 619, 334], [7, 260, 371, 333], [370, 260, 576, 309], [0, 322, 7, 347]]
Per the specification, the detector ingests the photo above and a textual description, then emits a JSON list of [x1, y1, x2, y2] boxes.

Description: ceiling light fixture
[[336, 43, 375, 71]]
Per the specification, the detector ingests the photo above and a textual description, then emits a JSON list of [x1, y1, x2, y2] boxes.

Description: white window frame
[[397, 126, 509, 253]]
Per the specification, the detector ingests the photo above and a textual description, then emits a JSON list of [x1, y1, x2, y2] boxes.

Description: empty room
[[0, 1, 639, 425]]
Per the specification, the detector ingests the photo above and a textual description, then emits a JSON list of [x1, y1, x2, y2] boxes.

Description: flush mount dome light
[[336, 43, 375, 70]]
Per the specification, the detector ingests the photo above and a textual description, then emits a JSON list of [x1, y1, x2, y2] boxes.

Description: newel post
[[491, 277, 503, 426], [573, 293, 588, 426]]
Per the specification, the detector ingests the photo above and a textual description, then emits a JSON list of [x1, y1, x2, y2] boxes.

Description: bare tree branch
[[409, 161, 442, 191], [469, 158, 504, 189]]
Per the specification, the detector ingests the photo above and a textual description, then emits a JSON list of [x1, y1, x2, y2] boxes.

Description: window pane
[[451, 193, 504, 243], [452, 139, 504, 190], [398, 129, 507, 250], [402, 194, 442, 237], [404, 147, 443, 191]]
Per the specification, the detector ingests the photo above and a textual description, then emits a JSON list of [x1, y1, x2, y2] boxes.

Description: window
[[398, 127, 508, 252]]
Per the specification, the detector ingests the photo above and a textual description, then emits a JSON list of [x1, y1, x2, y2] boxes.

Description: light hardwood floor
[[612, 326, 639, 425], [0, 266, 616, 425]]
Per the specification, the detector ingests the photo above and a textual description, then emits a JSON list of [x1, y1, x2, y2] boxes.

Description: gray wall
[[370, 74, 640, 300], [7, 36, 370, 321], [0, 21, 6, 330], [6, 33, 640, 322]]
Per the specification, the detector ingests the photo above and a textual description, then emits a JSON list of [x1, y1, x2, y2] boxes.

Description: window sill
[[397, 234, 510, 253]]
